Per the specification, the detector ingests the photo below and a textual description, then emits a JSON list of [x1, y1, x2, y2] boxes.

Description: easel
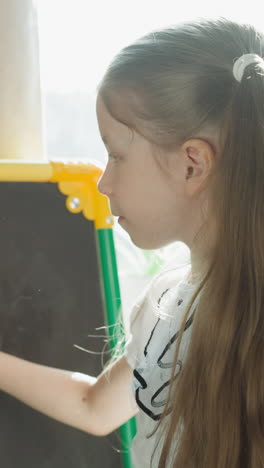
[[0, 159, 136, 468]]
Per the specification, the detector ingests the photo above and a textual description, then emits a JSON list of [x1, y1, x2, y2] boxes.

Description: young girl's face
[[96, 94, 195, 250]]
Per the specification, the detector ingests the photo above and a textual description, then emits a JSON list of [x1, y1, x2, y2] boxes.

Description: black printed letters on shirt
[[133, 289, 195, 421]]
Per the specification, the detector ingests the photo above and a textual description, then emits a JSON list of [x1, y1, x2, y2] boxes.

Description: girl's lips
[[118, 216, 125, 223]]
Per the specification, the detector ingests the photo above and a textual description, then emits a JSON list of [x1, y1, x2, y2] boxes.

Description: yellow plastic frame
[[0, 159, 114, 229]]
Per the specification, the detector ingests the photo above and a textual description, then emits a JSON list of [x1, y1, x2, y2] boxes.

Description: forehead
[[96, 94, 133, 149]]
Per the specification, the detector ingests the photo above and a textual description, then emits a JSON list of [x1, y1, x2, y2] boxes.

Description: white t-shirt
[[124, 266, 201, 468]]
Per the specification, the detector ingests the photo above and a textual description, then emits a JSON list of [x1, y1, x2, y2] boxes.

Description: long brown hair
[[97, 17, 264, 467]]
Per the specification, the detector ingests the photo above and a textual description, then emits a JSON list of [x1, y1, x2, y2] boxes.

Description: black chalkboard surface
[[0, 182, 122, 467]]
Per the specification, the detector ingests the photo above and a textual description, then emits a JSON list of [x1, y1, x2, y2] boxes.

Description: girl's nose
[[97, 172, 112, 197]]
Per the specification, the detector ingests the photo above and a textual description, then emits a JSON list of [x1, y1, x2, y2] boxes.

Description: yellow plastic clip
[[50, 161, 113, 229]]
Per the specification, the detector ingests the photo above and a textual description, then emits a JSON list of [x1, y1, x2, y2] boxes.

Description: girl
[[1, 16, 264, 468]]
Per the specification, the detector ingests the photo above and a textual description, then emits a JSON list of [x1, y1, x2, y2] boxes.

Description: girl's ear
[[180, 138, 215, 197]]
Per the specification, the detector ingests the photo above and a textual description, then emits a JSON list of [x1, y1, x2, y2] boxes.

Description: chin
[[130, 236, 168, 250]]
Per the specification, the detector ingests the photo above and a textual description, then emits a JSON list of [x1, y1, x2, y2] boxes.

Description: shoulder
[[124, 265, 190, 354], [129, 264, 189, 324]]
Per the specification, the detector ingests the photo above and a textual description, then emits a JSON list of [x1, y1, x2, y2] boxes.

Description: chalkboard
[[0, 182, 122, 467]]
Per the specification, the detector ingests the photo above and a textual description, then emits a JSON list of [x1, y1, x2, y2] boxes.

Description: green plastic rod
[[95, 227, 137, 468]]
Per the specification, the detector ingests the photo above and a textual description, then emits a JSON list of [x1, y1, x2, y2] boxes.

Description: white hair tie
[[233, 53, 264, 82]]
